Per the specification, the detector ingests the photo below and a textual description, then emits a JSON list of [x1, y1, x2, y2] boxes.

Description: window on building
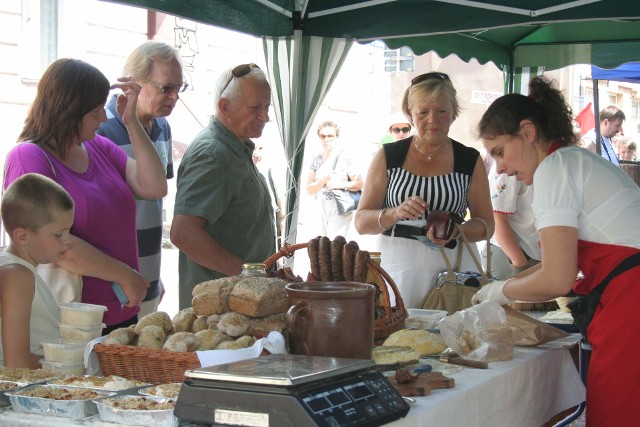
[[631, 100, 639, 119], [384, 47, 415, 73]]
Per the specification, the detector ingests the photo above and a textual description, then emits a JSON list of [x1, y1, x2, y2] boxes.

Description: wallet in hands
[[425, 210, 464, 240]]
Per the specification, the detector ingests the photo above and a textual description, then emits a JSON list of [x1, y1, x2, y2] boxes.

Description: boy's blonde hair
[[2, 173, 74, 233]]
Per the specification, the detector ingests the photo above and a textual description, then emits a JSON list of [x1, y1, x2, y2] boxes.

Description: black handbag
[[332, 189, 362, 215], [568, 252, 640, 341], [328, 152, 361, 215]]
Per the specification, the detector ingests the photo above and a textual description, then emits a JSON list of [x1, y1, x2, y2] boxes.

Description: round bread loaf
[[382, 329, 447, 356]]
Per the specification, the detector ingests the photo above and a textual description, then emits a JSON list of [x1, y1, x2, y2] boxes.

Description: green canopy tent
[[100, 0, 640, 244]]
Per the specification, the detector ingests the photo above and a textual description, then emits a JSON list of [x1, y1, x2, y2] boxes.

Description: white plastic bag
[[439, 301, 514, 362]]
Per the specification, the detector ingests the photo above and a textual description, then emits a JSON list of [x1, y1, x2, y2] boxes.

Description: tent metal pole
[[593, 78, 601, 155]]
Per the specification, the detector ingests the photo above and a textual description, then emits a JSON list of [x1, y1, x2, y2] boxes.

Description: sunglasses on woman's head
[[411, 72, 450, 87], [391, 126, 411, 134], [221, 63, 260, 95]]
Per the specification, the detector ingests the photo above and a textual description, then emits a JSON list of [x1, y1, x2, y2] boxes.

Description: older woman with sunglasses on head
[[354, 72, 493, 309]]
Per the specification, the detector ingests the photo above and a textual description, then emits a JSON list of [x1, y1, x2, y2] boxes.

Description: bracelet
[[377, 208, 391, 231]]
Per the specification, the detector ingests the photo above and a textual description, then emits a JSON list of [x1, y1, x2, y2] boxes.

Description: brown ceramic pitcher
[[285, 281, 375, 359]]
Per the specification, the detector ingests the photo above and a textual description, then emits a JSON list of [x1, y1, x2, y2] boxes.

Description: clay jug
[[285, 281, 375, 359]]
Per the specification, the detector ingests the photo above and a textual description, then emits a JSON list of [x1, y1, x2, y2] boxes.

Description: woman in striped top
[[354, 72, 493, 308]]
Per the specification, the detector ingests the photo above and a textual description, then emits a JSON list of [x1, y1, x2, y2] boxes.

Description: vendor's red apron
[[576, 240, 640, 426]]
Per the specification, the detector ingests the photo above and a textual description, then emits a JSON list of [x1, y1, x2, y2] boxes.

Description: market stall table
[[0, 335, 584, 426]]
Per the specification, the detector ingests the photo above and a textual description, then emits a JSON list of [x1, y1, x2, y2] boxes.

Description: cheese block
[[371, 345, 420, 365], [382, 329, 447, 356]]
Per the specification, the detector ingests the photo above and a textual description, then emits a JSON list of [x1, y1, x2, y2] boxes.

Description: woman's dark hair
[[478, 76, 577, 147], [18, 58, 110, 159]]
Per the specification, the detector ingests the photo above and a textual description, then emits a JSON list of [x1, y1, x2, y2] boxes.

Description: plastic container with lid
[[40, 359, 86, 376], [42, 341, 86, 364], [60, 302, 107, 327], [59, 322, 105, 344]]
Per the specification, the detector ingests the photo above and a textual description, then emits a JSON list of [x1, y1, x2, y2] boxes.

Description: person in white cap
[[387, 111, 413, 142]]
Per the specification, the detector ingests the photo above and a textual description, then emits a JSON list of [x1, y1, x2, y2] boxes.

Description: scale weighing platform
[[175, 353, 410, 427]]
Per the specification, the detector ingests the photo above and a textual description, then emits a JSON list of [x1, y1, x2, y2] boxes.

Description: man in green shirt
[[171, 64, 276, 310]]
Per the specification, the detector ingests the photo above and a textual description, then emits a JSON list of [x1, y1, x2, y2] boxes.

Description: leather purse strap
[[439, 217, 491, 285]]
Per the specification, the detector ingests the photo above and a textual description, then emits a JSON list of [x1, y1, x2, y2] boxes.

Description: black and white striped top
[[382, 138, 479, 219]]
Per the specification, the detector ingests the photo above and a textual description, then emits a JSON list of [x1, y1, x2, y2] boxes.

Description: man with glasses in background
[[171, 63, 276, 310], [98, 41, 185, 317]]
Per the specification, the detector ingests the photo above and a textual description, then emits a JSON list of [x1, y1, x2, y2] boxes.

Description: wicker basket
[[93, 343, 200, 384], [263, 242, 408, 344]]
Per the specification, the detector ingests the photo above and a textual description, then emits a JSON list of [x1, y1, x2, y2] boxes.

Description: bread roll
[[228, 277, 288, 317], [217, 312, 251, 337], [103, 326, 136, 346], [137, 325, 167, 350], [172, 308, 197, 332], [383, 329, 447, 356], [249, 313, 286, 336], [196, 329, 231, 350], [191, 315, 209, 333], [163, 332, 201, 352], [135, 312, 173, 335]]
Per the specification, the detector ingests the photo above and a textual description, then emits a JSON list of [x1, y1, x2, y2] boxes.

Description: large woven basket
[[263, 242, 407, 344], [93, 343, 200, 384]]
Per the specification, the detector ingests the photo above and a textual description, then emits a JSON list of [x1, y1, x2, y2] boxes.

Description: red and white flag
[[576, 103, 595, 136]]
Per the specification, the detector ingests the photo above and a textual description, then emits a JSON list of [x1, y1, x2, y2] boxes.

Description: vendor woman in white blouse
[[473, 76, 640, 426]]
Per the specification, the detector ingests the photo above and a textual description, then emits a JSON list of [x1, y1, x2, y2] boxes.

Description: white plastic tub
[[60, 302, 107, 327], [59, 322, 105, 343], [40, 359, 86, 376], [42, 341, 86, 364]]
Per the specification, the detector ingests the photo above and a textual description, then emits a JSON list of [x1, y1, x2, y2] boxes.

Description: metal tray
[[0, 380, 28, 407], [94, 394, 179, 427], [138, 383, 182, 399], [47, 374, 149, 391], [5, 384, 116, 419]]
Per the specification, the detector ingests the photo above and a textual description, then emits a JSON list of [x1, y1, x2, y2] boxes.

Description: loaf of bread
[[192, 277, 241, 315], [228, 277, 289, 317], [371, 345, 420, 365], [383, 329, 447, 356]]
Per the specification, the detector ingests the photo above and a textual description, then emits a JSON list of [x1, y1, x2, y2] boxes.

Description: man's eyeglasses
[[391, 126, 411, 134], [411, 72, 450, 87], [318, 134, 336, 140], [220, 63, 260, 95], [143, 79, 188, 94]]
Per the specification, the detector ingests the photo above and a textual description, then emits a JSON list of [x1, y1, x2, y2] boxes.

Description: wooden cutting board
[[386, 371, 455, 397]]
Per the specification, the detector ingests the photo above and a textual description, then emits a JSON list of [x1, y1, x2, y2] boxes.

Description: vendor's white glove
[[471, 279, 513, 305]]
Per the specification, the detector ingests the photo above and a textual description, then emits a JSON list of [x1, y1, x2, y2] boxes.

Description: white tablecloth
[[0, 335, 585, 427], [388, 334, 586, 427]]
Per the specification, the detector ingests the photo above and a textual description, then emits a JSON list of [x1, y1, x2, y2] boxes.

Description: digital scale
[[175, 353, 410, 427]]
